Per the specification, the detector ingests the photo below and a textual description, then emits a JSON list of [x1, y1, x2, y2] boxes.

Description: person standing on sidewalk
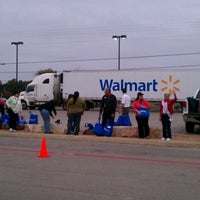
[[6, 91, 22, 132], [66, 91, 86, 135], [119, 88, 131, 115], [160, 91, 177, 141], [38, 100, 57, 134], [99, 88, 117, 127], [133, 92, 151, 139]]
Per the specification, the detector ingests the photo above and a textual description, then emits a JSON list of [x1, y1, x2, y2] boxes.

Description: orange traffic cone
[[38, 138, 50, 158]]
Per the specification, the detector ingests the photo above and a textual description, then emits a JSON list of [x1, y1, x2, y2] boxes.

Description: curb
[[0, 130, 200, 149]]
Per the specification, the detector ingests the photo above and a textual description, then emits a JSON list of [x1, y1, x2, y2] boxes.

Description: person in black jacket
[[38, 100, 57, 134], [99, 88, 117, 127]]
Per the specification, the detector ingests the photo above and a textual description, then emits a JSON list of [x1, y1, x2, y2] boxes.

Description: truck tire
[[21, 100, 27, 110], [29, 106, 36, 110], [185, 122, 194, 133], [62, 100, 67, 110], [85, 101, 95, 111]]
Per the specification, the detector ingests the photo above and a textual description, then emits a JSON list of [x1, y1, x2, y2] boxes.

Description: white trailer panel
[[62, 68, 200, 101]]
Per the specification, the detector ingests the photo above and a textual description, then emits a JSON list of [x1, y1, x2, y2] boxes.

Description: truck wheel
[[62, 103, 67, 110], [62, 100, 67, 110], [185, 122, 194, 133], [29, 106, 36, 110], [85, 101, 95, 111], [21, 100, 27, 110], [85, 103, 90, 111]]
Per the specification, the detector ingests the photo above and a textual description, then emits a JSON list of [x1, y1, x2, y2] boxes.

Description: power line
[[1, 63, 200, 83], [2, 52, 200, 65], [1, 64, 200, 74]]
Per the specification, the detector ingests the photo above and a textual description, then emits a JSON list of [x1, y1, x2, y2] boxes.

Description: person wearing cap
[[6, 91, 22, 132], [133, 92, 151, 139], [160, 91, 177, 141], [99, 88, 117, 127], [119, 88, 131, 115]]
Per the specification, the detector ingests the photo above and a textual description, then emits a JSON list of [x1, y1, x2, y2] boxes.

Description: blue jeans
[[40, 109, 51, 133], [67, 112, 82, 134], [161, 114, 171, 139]]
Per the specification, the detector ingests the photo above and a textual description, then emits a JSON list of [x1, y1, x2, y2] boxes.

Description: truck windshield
[[26, 85, 35, 93]]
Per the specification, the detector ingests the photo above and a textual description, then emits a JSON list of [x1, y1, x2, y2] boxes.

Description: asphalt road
[[22, 109, 192, 134], [0, 137, 199, 200]]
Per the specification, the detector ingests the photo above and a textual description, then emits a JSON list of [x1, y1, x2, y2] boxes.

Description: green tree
[[0, 79, 31, 98]]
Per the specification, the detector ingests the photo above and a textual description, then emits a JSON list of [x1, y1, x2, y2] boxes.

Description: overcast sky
[[0, 0, 200, 82]]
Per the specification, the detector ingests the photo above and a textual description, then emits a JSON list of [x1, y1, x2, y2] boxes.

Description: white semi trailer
[[24, 68, 200, 110]]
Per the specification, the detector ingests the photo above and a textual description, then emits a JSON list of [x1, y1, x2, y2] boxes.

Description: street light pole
[[112, 35, 127, 70], [11, 41, 23, 82]]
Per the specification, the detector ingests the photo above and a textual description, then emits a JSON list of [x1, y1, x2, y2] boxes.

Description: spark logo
[[161, 75, 180, 95]]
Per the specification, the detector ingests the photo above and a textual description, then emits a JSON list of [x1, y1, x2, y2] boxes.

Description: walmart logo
[[161, 75, 180, 95], [99, 74, 180, 93], [99, 79, 158, 92]]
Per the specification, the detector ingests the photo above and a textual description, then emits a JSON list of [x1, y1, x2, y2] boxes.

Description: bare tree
[[35, 68, 57, 76]]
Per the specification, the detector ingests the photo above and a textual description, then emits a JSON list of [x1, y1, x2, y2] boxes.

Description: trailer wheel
[[29, 106, 36, 110], [185, 122, 194, 133], [85, 101, 95, 111], [62, 100, 68, 110], [62, 103, 67, 110]]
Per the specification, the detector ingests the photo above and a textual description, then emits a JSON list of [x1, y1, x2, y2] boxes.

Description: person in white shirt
[[119, 88, 131, 115]]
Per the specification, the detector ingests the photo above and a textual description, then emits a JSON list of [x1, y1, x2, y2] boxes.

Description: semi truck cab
[[25, 73, 60, 109]]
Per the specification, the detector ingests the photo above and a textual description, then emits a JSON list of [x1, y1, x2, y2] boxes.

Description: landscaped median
[[0, 128, 200, 149]]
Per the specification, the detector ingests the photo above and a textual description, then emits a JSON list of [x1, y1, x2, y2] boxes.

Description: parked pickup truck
[[183, 89, 200, 133]]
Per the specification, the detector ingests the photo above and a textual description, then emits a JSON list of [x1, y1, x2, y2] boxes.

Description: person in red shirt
[[133, 92, 151, 139], [160, 91, 177, 141]]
